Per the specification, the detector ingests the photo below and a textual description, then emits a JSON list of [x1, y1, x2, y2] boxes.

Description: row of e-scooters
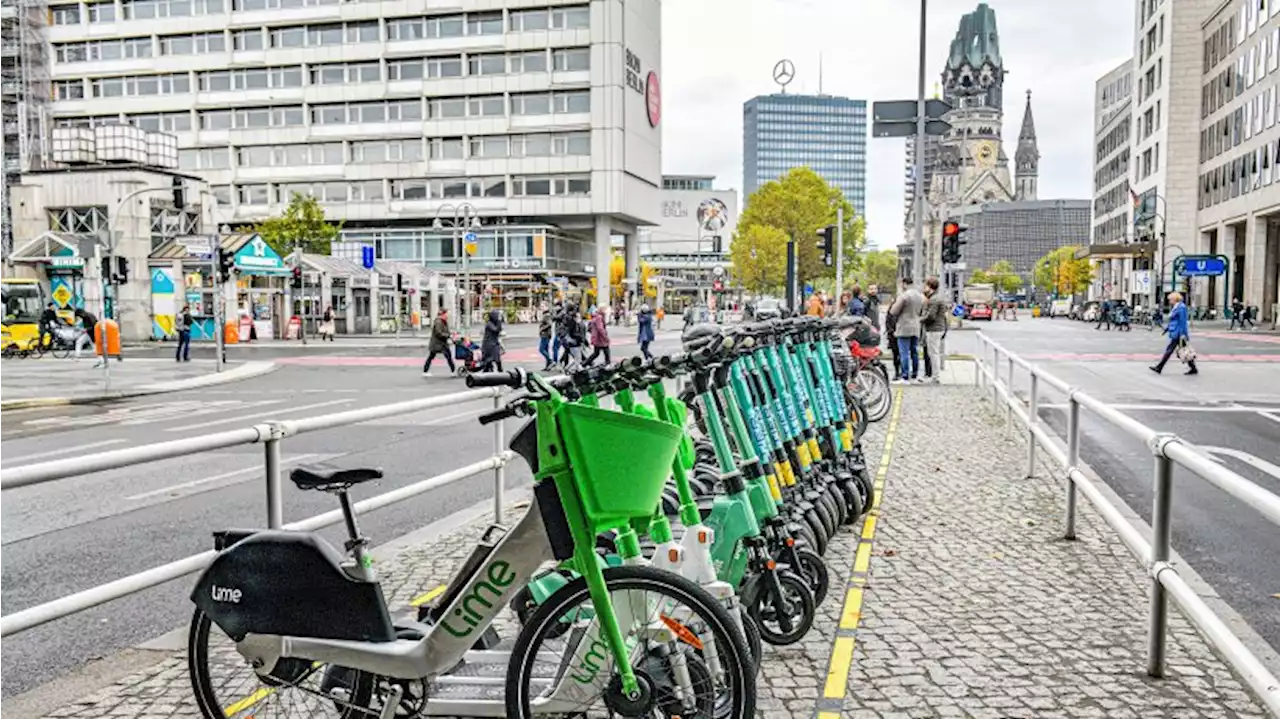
[[505, 314, 878, 672]]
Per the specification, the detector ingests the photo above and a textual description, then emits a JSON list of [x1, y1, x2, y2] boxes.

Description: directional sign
[[178, 235, 215, 258], [463, 232, 478, 257], [1177, 256, 1227, 277], [872, 98, 951, 123], [873, 119, 952, 138], [361, 245, 375, 269]]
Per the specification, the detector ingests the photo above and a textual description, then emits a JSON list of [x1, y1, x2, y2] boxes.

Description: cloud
[[661, 0, 1134, 248]]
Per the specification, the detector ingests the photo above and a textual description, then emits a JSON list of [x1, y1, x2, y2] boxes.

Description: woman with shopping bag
[[1149, 292, 1198, 376]]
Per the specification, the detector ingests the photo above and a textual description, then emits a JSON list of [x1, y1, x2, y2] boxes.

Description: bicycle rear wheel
[[50, 339, 73, 360]]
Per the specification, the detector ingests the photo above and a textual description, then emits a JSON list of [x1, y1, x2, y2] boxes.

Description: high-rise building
[[742, 93, 867, 215], [1088, 58, 1140, 303], [1, 0, 52, 254], [35, 0, 663, 308]]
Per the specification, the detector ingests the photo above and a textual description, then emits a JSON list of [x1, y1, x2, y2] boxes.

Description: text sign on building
[[1177, 256, 1227, 277]]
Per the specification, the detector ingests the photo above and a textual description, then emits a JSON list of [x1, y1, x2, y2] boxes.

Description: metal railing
[[0, 387, 512, 638], [974, 332, 1280, 715]]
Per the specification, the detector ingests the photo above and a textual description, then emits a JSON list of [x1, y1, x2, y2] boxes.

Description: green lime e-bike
[[185, 368, 755, 719]]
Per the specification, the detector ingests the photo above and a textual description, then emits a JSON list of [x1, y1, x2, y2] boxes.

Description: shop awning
[[9, 231, 96, 266], [150, 233, 290, 276]]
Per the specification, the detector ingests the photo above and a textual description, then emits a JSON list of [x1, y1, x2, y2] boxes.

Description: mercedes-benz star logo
[[773, 59, 795, 91]]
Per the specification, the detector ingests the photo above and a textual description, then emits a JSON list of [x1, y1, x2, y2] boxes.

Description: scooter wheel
[[794, 548, 830, 606], [812, 495, 837, 541], [838, 479, 864, 524], [791, 521, 818, 554], [857, 468, 876, 514], [749, 571, 816, 646], [804, 509, 829, 555], [825, 483, 848, 526]]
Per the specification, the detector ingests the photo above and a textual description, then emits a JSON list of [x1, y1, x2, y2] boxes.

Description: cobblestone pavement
[[25, 385, 1271, 718]]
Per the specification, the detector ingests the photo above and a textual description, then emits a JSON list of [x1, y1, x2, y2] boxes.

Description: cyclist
[[38, 302, 61, 349]]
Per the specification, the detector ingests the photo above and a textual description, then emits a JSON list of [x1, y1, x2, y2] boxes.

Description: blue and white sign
[[361, 245, 375, 269], [232, 235, 288, 276], [1178, 256, 1227, 277], [952, 304, 965, 317], [463, 232, 477, 243]]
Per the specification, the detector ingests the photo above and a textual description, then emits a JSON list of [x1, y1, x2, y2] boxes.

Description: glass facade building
[[742, 93, 867, 214]]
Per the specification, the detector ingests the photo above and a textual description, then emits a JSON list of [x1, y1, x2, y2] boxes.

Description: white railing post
[[991, 344, 1000, 407], [263, 425, 284, 529], [1065, 394, 1080, 540], [492, 394, 505, 524], [1026, 372, 1039, 478], [1147, 435, 1176, 677], [1006, 354, 1015, 427]]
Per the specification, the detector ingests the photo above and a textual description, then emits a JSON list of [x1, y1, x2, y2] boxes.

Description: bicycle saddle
[[290, 464, 384, 491]]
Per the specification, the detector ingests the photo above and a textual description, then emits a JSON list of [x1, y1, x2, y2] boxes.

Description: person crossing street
[[480, 308, 504, 372], [585, 306, 611, 366], [1150, 292, 1198, 376], [422, 308, 455, 377], [637, 304, 655, 360]]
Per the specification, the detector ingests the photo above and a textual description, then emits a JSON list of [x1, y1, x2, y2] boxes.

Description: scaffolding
[[2, 0, 50, 257]]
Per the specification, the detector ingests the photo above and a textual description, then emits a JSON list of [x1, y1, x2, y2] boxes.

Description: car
[[753, 297, 784, 320], [1050, 299, 1072, 317], [969, 302, 993, 320]]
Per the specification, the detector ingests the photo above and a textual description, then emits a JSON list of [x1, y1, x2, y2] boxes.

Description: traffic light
[[941, 220, 967, 265], [395, 273, 404, 292], [217, 248, 235, 282], [116, 256, 129, 282], [817, 225, 836, 266], [172, 177, 186, 208], [100, 255, 112, 280], [290, 265, 303, 289]]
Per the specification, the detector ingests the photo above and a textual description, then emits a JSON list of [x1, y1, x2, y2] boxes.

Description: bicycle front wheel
[[505, 564, 755, 719], [51, 340, 73, 360]]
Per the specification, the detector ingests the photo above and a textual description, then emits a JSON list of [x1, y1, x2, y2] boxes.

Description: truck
[[962, 283, 995, 321]]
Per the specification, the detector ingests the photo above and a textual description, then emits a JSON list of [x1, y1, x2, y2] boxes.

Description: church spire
[[1015, 89, 1039, 201]]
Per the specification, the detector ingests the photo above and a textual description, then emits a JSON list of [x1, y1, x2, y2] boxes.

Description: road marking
[[125, 400, 284, 427], [125, 453, 323, 501], [1199, 446, 1280, 483], [818, 387, 903, 712], [1257, 411, 1280, 426], [164, 399, 354, 433], [6, 438, 126, 464], [410, 585, 447, 606]]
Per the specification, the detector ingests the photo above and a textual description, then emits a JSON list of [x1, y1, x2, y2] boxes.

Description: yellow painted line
[[817, 387, 904, 714], [823, 636, 856, 698], [224, 686, 273, 716], [410, 584, 447, 606], [839, 587, 863, 629]]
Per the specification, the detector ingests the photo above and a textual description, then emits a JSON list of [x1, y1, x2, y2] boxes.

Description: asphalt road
[[0, 327, 684, 697], [949, 317, 1280, 656]]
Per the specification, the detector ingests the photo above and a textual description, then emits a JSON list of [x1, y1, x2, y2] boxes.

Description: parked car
[[753, 297, 784, 320], [968, 302, 993, 321], [1049, 299, 1072, 317]]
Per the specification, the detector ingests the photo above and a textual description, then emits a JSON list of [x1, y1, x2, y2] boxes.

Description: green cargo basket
[[558, 402, 684, 532]]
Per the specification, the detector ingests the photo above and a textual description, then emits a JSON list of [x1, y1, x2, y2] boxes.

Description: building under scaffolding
[[1, 0, 50, 257]]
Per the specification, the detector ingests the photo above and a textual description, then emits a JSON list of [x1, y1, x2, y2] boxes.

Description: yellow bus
[[2, 278, 47, 353]]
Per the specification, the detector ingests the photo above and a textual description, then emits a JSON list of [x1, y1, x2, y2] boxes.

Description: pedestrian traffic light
[[116, 256, 129, 282], [817, 225, 836, 267], [395, 273, 404, 292], [941, 220, 967, 265], [217, 248, 235, 282], [172, 177, 186, 208], [100, 255, 112, 280], [290, 265, 303, 288]]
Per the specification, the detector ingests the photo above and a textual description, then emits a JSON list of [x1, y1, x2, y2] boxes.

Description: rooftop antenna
[[818, 52, 824, 94]]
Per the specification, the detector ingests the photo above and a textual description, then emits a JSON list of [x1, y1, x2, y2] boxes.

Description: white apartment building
[[1089, 58, 1142, 303], [40, 0, 663, 310], [1129, 0, 1216, 308]]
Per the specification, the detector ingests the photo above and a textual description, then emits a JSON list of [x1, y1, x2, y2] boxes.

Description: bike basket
[[557, 402, 684, 532]]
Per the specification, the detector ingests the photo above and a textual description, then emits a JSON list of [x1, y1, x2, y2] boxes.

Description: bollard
[[493, 394, 505, 524], [264, 436, 283, 529], [1147, 442, 1175, 677], [1026, 373, 1039, 478], [1064, 396, 1080, 540]]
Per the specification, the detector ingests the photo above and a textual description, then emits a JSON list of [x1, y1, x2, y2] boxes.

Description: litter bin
[[94, 319, 122, 360], [224, 320, 239, 344]]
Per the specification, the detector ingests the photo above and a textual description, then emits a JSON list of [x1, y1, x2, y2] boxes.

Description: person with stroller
[[422, 308, 455, 377], [454, 335, 480, 373], [480, 308, 504, 372]]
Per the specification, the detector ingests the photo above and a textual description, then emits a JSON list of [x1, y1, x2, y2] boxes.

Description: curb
[[0, 361, 280, 410]]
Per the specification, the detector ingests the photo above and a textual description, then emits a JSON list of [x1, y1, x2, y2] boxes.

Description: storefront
[[5, 231, 94, 321]]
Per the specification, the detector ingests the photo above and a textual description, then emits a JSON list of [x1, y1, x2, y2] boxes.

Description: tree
[[639, 261, 658, 299], [254, 193, 340, 256], [735, 167, 865, 288], [728, 224, 789, 296], [1034, 246, 1093, 297], [987, 260, 1023, 294], [853, 248, 898, 293], [608, 254, 626, 299]]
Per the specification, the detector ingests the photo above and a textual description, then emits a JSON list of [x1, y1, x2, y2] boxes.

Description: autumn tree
[[1034, 246, 1093, 298], [254, 193, 340, 256], [729, 225, 789, 296], [852, 248, 898, 293], [639, 261, 658, 298], [734, 167, 865, 289]]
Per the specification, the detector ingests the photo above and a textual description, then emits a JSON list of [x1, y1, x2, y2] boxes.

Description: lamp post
[[433, 203, 481, 330]]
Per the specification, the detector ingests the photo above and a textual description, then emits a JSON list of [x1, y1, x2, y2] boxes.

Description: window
[[509, 8, 548, 31], [51, 4, 81, 24], [224, 106, 304, 129], [48, 207, 108, 234], [428, 97, 465, 118], [270, 26, 305, 48], [200, 109, 231, 130], [470, 136, 509, 158], [92, 73, 189, 97], [469, 95, 504, 116], [211, 185, 232, 205], [427, 56, 463, 78], [306, 23, 344, 46], [178, 147, 230, 170], [469, 54, 506, 76], [388, 59, 423, 81], [313, 101, 421, 125], [429, 137, 464, 159], [55, 80, 85, 100], [353, 180, 385, 201], [551, 5, 589, 29], [1156, 58, 1162, 88], [233, 29, 263, 50], [233, 0, 337, 8], [160, 32, 225, 55], [346, 21, 379, 43], [238, 185, 269, 205], [87, 2, 116, 22], [311, 62, 381, 85], [467, 12, 502, 35], [351, 139, 423, 163], [387, 17, 424, 41], [56, 37, 153, 62], [512, 175, 590, 196], [123, 0, 222, 19], [553, 90, 590, 113], [509, 51, 547, 73], [511, 92, 551, 116], [425, 14, 464, 37], [552, 48, 589, 72], [130, 111, 191, 132]]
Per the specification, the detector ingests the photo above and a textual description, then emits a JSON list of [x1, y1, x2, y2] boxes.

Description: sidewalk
[[4, 385, 1269, 718], [0, 359, 278, 408]]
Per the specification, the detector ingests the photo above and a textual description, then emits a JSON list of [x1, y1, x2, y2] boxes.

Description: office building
[[1089, 58, 1146, 304], [944, 199, 1091, 296], [638, 174, 737, 305], [1196, 0, 1280, 322], [35, 0, 663, 313], [742, 93, 867, 215]]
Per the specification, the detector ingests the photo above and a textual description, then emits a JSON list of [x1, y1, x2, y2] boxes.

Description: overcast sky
[[660, 0, 1135, 248]]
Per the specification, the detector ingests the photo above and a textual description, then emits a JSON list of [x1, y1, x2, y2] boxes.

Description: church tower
[[1015, 90, 1040, 201]]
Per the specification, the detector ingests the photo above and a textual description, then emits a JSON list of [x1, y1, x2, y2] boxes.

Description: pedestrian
[[637, 304, 655, 360], [885, 302, 901, 380], [847, 284, 866, 317], [1096, 298, 1113, 330], [806, 292, 824, 317], [585, 306, 612, 366], [319, 305, 335, 341], [558, 302, 581, 368], [1243, 304, 1257, 329], [683, 305, 695, 331], [655, 306, 665, 329], [175, 304, 193, 362], [887, 277, 924, 384], [921, 277, 948, 383], [73, 306, 98, 362], [422, 308, 455, 377], [480, 308, 504, 372], [1150, 292, 1198, 376], [538, 307, 554, 370], [1230, 297, 1245, 330], [865, 285, 881, 330]]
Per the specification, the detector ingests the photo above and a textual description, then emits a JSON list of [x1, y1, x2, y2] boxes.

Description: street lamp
[[433, 202, 481, 329]]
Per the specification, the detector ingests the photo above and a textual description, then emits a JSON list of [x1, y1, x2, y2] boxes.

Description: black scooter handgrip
[[466, 369, 526, 389], [478, 406, 519, 425]]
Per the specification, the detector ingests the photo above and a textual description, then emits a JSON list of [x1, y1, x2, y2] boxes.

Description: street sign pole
[[835, 206, 845, 306], [212, 247, 224, 373], [913, 0, 927, 286]]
